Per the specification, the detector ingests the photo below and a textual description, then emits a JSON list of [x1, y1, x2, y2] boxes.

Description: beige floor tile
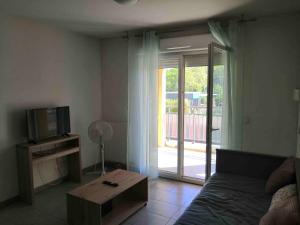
[[149, 188, 197, 207], [172, 207, 187, 220], [122, 208, 169, 225], [145, 199, 181, 218]]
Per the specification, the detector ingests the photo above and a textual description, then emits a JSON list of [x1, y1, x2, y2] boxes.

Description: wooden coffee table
[[67, 169, 148, 225]]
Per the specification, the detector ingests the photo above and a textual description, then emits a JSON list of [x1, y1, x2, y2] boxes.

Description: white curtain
[[127, 31, 159, 178], [208, 21, 245, 150]]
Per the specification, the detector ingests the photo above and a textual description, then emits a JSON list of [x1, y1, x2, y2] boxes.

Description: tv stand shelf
[[20, 134, 79, 148], [16, 134, 82, 204], [32, 146, 80, 164]]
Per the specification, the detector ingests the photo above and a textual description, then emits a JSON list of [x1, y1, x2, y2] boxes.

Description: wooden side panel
[[67, 194, 101, 225], [68, 137, 82, 182], [67, 194, 84, 225], [84, 201, 102, 225], [122, 177, 148, 202], [135, 178, 148, 202], [102, 200, 146, 225], [68, 151, 82, 182], [16, 146, 34, 204]]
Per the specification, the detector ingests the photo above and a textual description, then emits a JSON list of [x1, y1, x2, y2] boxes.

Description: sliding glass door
[[158, 44, 227, 183], [157, 63, 179, 174], [183, 54, 209, 180], [206, 43, 227, 178]]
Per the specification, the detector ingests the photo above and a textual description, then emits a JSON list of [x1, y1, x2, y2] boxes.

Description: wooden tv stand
[[16, 134, 82, 204]]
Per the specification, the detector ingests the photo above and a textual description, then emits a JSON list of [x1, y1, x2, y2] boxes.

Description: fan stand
[[88, 121, 113, 176], [87, 140, 106, 176], [100, 143, 106, 176]]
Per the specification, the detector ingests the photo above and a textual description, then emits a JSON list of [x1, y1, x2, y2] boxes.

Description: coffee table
[[67, 169, 148, 225]]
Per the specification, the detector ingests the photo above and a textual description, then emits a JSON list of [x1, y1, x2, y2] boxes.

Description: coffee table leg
[[67, 194, 101, 225]]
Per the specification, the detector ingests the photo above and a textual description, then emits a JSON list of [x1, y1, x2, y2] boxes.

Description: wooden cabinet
[[16, 134, 82, 204]]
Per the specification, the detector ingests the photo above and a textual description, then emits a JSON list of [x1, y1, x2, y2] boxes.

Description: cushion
[[260, 195, 300, 225], [269, 184, 297, 210], [265, 157, 295, 194]]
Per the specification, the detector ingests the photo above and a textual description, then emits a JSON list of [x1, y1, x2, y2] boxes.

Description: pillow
[[265, 157, 295, 194], [260, 195, 300, 225], [269, 184, 297, 210]]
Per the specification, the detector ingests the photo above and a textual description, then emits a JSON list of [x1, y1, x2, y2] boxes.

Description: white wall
[[242, 13, 300, 156], [99, 13, 300, 163], [100, 38, 128, 164], [0, 16, 102, 201]]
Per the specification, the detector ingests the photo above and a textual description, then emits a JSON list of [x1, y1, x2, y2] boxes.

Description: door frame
[[159, 49, 208, 185], [205, 42, 227, 180]]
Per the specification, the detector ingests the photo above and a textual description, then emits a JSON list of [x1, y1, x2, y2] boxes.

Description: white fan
[[88, 121, 113, 176]]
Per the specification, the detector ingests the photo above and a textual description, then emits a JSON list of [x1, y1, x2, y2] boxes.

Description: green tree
[[185, 67, 207, 92], [213, 65, 224, 106], [166, 68, 178, 92], [165, 65, 225, 108], [213, 84, 223, 106], [165, 67, 208, 92]]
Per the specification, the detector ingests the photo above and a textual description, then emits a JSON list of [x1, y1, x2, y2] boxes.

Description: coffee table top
[[67, 169, 147, 204]]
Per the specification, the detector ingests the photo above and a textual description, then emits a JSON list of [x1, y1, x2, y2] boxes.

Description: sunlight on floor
[[158, 142, 217, 180]]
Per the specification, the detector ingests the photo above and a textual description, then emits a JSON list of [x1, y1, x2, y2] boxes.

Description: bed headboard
[[216, 149, 286, 179]]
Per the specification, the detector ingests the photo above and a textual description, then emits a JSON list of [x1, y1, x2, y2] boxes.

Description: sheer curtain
[[208, 21, 245, 150], [127, 31, 159, 178]]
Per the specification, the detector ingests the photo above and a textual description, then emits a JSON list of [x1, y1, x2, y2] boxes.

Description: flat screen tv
[[26, 106, 70, 143]]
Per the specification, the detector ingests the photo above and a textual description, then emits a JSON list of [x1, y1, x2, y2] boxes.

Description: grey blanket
[[175, 173, 271, 225]]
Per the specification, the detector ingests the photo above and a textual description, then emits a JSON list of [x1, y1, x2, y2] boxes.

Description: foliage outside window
[[165, 65, 224, 113]]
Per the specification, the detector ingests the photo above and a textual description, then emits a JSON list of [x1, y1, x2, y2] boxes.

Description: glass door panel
[[207, 43, 227, 178], [158, 65, 179, 174], [183, 53, 209, 180], [211, 45, 226, 175]]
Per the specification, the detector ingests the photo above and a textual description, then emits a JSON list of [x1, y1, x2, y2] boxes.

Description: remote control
[[102, 180, 119, 187]]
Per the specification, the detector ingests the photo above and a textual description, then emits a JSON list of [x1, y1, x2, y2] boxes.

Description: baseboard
[[83, 161, 126, 174], [0, 177, 67, 209], [34, 176, 68, 193], [0, 195, 20, 209], [0, 161, 127, 208]]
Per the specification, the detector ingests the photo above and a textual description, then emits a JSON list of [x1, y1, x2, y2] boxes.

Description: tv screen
[[27, 106, 70, 142]]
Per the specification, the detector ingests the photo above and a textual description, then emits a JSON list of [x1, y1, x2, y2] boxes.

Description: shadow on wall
[[104, 122, 127, 165], [0, 103, 56, 201]]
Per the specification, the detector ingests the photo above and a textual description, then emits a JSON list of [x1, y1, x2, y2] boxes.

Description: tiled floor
[[0, 174, 201, 225], [122, 178, 201, 225]]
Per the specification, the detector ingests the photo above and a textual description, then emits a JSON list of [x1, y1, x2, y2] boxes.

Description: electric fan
[[88, 121, 113, 176]]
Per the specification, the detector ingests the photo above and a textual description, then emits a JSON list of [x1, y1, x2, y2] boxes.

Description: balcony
[[158, 106, 221, 180]]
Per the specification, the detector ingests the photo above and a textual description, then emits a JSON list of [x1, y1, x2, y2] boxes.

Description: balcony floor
[[158, 142, 216, 180]]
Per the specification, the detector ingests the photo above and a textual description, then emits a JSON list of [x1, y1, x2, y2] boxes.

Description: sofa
[[175, 149, 299, 225]]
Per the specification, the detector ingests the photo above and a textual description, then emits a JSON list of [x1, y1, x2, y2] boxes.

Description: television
[[26, 106, 70, 143]]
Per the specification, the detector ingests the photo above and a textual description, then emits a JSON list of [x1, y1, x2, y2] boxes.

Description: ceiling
[[0, 0, 299, 37]]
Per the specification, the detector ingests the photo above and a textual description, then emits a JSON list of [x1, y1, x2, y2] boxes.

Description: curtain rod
[[122, 14, 257, 39], [236, 14, 257, 23], [122, 23, 210, 39]]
